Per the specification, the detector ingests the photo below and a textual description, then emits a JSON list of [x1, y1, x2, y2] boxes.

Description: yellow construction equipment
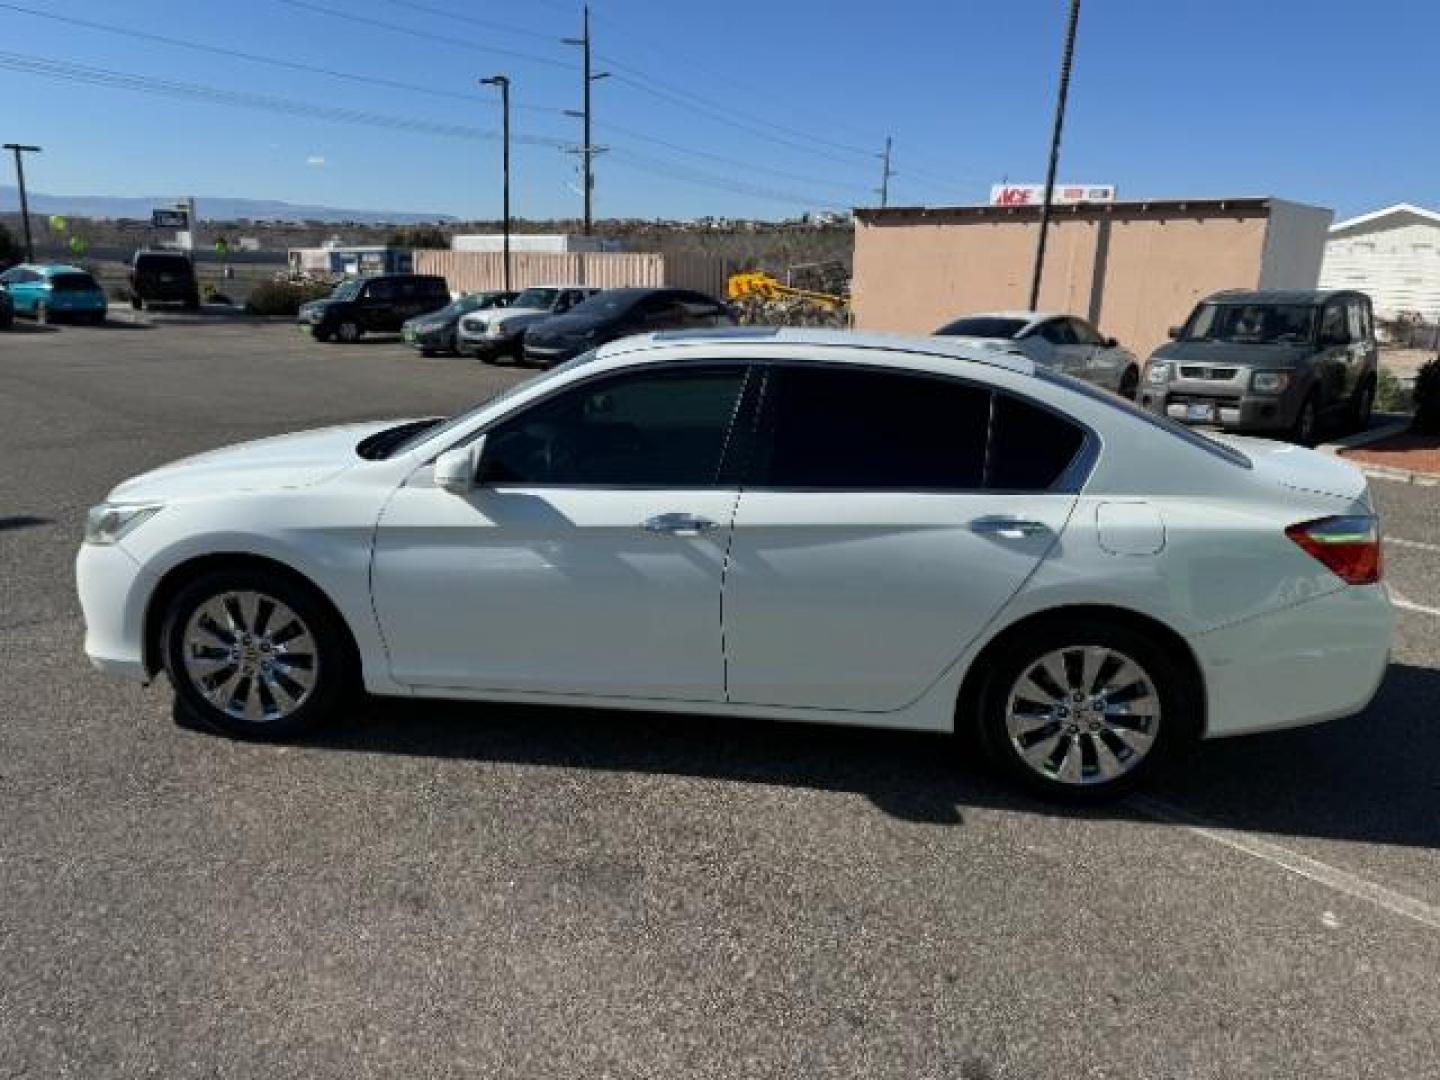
[[726, 271, 847, 311]]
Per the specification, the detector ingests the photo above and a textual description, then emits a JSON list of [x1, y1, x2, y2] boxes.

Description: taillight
[[1285, 515, 1382, 585]]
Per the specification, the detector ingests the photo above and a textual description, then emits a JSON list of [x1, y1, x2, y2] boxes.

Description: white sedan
[[935, 311, 1141, 398], [76, 329, 1392, 799]]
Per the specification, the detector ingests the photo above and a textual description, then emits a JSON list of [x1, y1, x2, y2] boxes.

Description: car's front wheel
[[1118, 365, 1139, 401], [161, 568, 353, 739], [335, 320, 362, 343], [1350, 377, 1376, 433], [976, 620, 1195, 801]]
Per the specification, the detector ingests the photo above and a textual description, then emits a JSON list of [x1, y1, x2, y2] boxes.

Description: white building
[[1319, 203, 1440, 320]]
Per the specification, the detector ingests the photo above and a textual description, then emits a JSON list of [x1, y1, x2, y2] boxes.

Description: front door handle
[[642, 513, 719, 536], [970, 515, 1050, 539]]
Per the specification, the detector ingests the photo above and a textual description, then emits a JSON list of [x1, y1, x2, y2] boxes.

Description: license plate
[[1185, 403, 1217, 422]]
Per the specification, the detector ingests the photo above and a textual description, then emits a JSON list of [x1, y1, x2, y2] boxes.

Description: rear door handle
[[642, 513, 719, 536], [970, 515, 1050, 539]]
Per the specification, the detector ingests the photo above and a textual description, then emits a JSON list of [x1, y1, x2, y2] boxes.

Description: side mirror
[[1167, 326, 1181, 340], [1104, 336, 1119, 348], [433, 435, 487, 495]]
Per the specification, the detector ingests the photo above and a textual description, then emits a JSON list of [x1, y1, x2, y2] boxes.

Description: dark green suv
[[297, 274, 451, 343], [1139, 289, 1379, 444]]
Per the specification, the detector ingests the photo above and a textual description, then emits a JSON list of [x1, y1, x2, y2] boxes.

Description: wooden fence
[[416, 250, 733, 299]]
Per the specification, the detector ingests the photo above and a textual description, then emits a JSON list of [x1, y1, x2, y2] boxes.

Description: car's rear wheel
[[335, 320, 361, 343], [976, 620, 1195, 801], [131, 296, 143, 311], [161, 568, 353, 739]]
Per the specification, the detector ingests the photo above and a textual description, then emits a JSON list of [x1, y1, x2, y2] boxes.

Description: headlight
[[1251, 370, 1291, 393], [1146, 361, 1172, 384], [486, 322, 509, 337], [84, 503, 163, 546]]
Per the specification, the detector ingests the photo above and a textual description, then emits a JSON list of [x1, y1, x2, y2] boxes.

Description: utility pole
[[564, 5, 608, 235], [1027, 0, 1082, 310], [876, 136, 895, 208], [481, 74, 512, 291], [4, 143, 41, 262]]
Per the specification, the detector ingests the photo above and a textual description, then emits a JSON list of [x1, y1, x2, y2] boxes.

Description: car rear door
[[722, 363, 1086, 712], [371, 363, 754, 700], [361, 279, 398, 330], [1315, 298, 1352, 407]]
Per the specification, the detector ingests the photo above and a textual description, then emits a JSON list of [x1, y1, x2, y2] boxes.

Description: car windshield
[[436, 297, 483, 318], [566, 291, 641, 318], [50, 273, 99, 292], [512, 288, 559, 309], [381, 349, 604, 458], [936, 316, 1029, 339], [1182, 303, 1315, 345], [331, 281, 362, 301]]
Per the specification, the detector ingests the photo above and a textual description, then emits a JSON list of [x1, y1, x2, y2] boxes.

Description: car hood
[[404, 312, 456, 330], [480, 306, 551, 326], [1151, 340, 1313, 367], [107, 420, 400, 502]]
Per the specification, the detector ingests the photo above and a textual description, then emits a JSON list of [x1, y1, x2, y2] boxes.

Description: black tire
[[1118, 365, 1140, 401], [1350, 377, 1376, 434], [131, 296, 144, 311], [973, 618, 1198, 803], [420, 347, 437, 358], [1291, 390, 1320, 446], [335, 320, 362, 344], [160, 567, 354, 740]]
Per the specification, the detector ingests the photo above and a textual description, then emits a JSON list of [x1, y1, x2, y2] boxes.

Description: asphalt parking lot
[[2, 320, 1438, 1079]]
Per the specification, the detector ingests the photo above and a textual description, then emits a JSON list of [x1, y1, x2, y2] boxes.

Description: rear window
[[936, 316, 1028, 339], [50, 273, 99, 292], [1037, 368, 1251, 469]]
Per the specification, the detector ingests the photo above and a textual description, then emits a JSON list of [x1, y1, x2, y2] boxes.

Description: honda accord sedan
[[76, 329, 1392, 799]]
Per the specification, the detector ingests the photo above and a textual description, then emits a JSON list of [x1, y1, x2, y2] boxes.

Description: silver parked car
[[935, 311, 1141, 398], [1138, 290, 1379, 445]]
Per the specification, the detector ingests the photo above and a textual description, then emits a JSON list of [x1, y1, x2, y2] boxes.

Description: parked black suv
[[522, 287, 735, 367], [297, 274, 451, 342], [129, 250, 200, 310]]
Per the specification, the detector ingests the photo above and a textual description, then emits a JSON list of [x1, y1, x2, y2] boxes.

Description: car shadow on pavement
[[0, 515, 52, 532], [196, 660, 1439, 845], [4, 321, 61, 334]]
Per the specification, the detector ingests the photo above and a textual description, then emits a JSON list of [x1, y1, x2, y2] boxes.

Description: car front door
[[1068, 317, 1122, 385], [371, 364, 753, 700], [1315, 299, 1351, 408], [722, 363, 1086, 712], [361, 279, 398, 330]]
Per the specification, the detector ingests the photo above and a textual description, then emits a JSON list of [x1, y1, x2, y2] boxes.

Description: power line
[[607, 149, 847, 211], [273, 0, 573, 70], [383, 0, 559, 44], [0, 51, 571, 148], [0, 1, 567, 115]]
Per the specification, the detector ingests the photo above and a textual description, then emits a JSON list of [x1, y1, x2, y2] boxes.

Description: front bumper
[[523, 342, 581, 365], [1194, 583, 1393, 739], [1138, 384, 1302, 432], [76, 541, 159, 683], [403, 326, 453, 350]]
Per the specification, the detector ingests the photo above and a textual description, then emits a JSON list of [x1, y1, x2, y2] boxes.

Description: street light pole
[[1027, 0, 1082, 310], [4, 143, 42, 263], [481, 75, 512, 292]]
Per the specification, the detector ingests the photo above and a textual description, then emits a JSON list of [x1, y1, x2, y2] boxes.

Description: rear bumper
[[76, 542, 157, 684], [1194, 583, 1393, 739]]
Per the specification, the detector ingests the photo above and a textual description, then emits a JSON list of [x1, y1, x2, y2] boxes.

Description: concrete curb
[[1352, 463, 1440, 487], [1315, 416, 1411, 455]]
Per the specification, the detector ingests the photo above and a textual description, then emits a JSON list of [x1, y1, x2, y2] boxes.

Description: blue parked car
[[0, 263, 108, 323]]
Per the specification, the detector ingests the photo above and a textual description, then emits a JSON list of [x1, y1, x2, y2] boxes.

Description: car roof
[[598, 327, 1036, 375], [29, 264, 90, 276], [1204, 289, 1360, 306], [517, 283, 597, 291], [958, 310, 1064, 323]]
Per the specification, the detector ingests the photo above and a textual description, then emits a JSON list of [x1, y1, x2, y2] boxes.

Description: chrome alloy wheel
[[181, 591, 319, 722], [1004, 646, 1161, 786]]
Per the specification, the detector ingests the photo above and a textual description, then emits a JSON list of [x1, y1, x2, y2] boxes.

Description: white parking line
[[1387, 537, 1440, 555], [1133, 797, 1440, 932], [1390, 590, 1440, 618]]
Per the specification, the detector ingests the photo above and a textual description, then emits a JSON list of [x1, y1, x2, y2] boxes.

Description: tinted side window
[[1319, 302, 1347, 343], [366, 280, 396, 301], [1068, 318, 1105, 345], [759, 367, 989, 490], [987, 394, 1086, 490], [482, 368, 746, 486], [1037, 320, 1078, 345]]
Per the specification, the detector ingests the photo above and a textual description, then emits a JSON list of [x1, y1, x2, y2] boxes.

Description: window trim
[[467, 361, 758, 491], [744, 360, 1097, 496]]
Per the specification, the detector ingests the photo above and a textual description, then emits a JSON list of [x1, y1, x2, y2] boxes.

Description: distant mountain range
[[0, 186, 455, 225]]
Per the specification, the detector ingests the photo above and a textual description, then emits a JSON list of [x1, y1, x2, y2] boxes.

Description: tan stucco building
[[852, 197, 1333, 359]]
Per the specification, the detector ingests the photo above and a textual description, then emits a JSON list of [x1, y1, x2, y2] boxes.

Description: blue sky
[[0, 0, 1434, 221]]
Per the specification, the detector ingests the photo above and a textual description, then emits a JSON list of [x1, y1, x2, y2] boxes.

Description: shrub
[[244, 279, 334, 318], [1375, 367, 1411, 414], [1413, 359, 1440, 435]]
